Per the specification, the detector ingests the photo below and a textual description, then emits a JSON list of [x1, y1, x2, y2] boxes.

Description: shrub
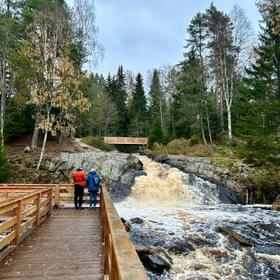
[[236, 138, 280, 166], [82, 136, 114, 152], [0, 148, 10, 183], [151, 139, 214, 157], [250, 168, 280, 203]]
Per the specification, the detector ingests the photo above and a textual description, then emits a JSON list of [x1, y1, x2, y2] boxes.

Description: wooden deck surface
[[0, 209, 103, 280]]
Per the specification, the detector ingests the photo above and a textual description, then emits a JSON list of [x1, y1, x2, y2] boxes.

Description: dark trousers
[[89, 191, 98, 207], [74, 184, 84, 208]]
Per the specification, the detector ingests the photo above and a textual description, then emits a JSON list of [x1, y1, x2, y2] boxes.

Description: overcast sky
[[85, 0, 261, 77]]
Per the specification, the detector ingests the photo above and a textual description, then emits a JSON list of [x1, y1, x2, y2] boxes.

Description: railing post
[[48, 189, 53, 216], [36, 193, 41, 226], [54, 184, 60, 208], [13, 200, 23, 245]]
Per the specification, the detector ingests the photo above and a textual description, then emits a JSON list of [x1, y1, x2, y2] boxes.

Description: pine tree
[[129, 73, 148, 136], [185, 11, 212, 144], [207, 3, 235, 145]]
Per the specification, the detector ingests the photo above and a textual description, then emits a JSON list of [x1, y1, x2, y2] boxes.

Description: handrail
[[100, 186, 148, 280], [0, 187, 53, 260], [0, 184, 149, 279], [0, 184, 96, 208]]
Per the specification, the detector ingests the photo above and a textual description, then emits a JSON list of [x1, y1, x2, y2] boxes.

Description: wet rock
[[186, 233, 217, 247], [163, 239, 195, 254], [24, 146, 32, 153], [130, 217, 144, 224], [134, 244, 152, 257], [120, 217, 132, 232], [141, 254, 172, 274], [153, 246, 173, 264], [217, 227, 253, 247], [255, 245, 280, 255], [272, 195, 280, 210]]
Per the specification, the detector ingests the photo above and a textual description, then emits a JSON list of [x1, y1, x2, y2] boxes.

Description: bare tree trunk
[[159, 95, 164, 133], [226, 102, 233, 146], [200, 114, 207, 145], [37, 113, 49, 170], [57, 131, 62, 144], [0, 60, 6, 149], [220, 92, 224, 132], [206, 108, 213, 145], [0, 86, 4, 149], [31, 113, 41, 150]]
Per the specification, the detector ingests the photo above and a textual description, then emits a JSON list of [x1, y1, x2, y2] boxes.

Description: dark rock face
[[130, 217, 144, 224], [141, 254, 171, 274], [120, 217, 132, 232], [217, 227, 253, 247], [154, 155, 242, 204]]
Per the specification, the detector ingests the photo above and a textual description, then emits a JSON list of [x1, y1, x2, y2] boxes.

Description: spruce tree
[[129, 73, 148, 136], [240, 0, 280, 142], [148, 117, 165, 147]]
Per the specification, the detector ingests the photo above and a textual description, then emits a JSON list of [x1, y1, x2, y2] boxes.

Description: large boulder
[[44, 150, 144, 201]]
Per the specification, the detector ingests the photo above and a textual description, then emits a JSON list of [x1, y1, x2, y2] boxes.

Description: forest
[[0, 0, 279, 199]]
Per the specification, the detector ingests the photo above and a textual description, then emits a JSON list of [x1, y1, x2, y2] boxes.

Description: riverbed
[[115, 156, 280, 280]]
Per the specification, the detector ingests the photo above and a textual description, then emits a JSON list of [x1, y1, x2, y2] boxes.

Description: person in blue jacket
[[86, 168, 101, 208]]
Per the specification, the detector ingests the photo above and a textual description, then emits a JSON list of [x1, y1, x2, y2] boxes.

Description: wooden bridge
[[104, 137, 148, 145], [0, 184, 148, 280]]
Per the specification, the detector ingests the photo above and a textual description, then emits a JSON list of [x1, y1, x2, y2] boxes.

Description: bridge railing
[[0, 184, 148, 279], [100, 186, 148, 280], [0, 187, 53, 258], [0, 184, 99, 207]]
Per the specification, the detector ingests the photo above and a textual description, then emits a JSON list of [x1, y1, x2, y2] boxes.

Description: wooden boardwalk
[[0, 209, 103, 280]]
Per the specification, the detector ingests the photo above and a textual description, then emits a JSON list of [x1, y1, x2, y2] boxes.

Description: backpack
[[93, 175, 100, 186]]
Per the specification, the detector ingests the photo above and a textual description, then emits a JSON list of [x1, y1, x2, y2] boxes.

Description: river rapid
[[115, 156, 280, 280]]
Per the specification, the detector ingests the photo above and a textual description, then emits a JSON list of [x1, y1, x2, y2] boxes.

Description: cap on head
[[77, 168, 82, 171], [90, 168, 95, 173]]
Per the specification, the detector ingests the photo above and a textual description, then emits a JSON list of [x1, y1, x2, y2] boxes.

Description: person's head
[[90, 168, 96, 173], [77, 168, 82, 171]]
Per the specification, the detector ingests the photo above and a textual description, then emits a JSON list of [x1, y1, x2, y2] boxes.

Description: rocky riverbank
[[153, 155, 253, 203]]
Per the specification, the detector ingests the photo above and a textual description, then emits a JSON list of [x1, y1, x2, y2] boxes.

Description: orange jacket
[[72, 170, 87, 187]]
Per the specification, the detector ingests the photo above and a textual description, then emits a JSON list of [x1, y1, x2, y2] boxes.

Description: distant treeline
[[0, 0, 279, 178]]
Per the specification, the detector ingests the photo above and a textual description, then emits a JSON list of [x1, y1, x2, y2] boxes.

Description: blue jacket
[[86, 171, 101, 192]]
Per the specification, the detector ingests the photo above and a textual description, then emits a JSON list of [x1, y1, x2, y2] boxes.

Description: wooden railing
[[0, 184, 99, 208], [0, 184, 148, 279], [100, 187, 148, 280], [0, 187, 53, 259]]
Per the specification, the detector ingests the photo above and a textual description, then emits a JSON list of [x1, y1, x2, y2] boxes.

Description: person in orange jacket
[[72, 167, 87, 209]]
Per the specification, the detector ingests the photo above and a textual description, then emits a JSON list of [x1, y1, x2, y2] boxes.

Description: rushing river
[[115, 156, 280, 280]]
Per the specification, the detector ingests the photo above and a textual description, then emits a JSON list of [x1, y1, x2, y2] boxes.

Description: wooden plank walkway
[[0, 209, 103, 280]]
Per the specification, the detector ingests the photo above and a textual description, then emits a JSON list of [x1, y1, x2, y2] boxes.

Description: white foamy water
[[116, 156, 280, 280], [121, 156, 220, 208]]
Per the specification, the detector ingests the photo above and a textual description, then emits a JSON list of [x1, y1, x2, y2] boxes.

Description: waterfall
[[122, 156, 220, 208]]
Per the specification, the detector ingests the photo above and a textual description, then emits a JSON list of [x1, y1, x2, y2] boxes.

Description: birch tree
[[22, 3, 89, 169]]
